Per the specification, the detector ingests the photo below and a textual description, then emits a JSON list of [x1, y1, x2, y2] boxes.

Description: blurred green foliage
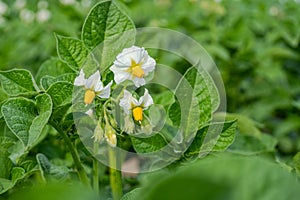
[[0, 0, 92, 73], [120, 0, 300, 158], [123, 154, 300, 200]]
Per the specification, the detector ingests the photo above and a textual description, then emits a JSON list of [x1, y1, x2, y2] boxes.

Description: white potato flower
[[74, 70, 112, 105], [120, 89, 154, 123], [110, 46, 156, 87]]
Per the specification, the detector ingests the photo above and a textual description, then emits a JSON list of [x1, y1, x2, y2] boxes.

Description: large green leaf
[[56, 35, 89, 72], [0, 69, 38, 96], [1, 94, 52, 149], [184, 120, 237, 158], [35, 58, 74, 84], [131, 134, 167, 153], [82, 0, 135, 70], [168, 66, 219, 140]]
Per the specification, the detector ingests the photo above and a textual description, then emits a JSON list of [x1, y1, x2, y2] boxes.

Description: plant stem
[[93, 142, 99, 194], [108, 146, 123, 200], [53, 125, 90, 186]]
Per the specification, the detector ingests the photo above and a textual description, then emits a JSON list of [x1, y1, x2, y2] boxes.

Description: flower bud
[[105, 123, 117, 147], [92, 122, 104, 143]]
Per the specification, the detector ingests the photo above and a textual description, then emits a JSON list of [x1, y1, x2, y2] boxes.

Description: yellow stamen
[[130, 59, 145, 78], [84, 90, 96, 105], [132, 107, 143, 122]]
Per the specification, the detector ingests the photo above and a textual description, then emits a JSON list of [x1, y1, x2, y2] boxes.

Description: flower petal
[[124, 115, 135, 134], [133, 77, 146, 87], [94, 81, 104, 92], [142, 56, 156, 74], [85, 70, 100, 89], [84, 108, 93, 117], [120, 90, 133, 114], [97, 81, 112, 98], [74, 69, 86, 86], [140, 89, 153, 108], [115, 46, 143, 67], [110, 65, 131, 84]]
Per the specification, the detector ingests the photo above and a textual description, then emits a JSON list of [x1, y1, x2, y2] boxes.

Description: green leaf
[[37, 153, 69, 181], [0, 69, 38, 96], [0, 136, 16, 150], [1, 94, 52, 149], [0, 178, 14, 195], [11, 167, 26, 182], [229, 133, 277, 155], [35, 58, 74, 83], [82, 0, 135, 69], [293, 152, 300, 176], [49, 104, 73, 130], [214, 113, 262, 138], [131, 133, 167, 153], [28, 94, 53, 148], [184, 120, 237, 158], [46, 82, 73, 108], [121, 188, 142, 200], [168, 66, 219, 139], [56, 35, 89, 71], [40, 73, 76, 90], [0, 167, 27, 195], [212, 121, 237, 151], [0, 149, 13, 179]]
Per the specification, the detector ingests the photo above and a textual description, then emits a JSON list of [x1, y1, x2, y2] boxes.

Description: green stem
[[93, 142, 99, 194], [108, 146, 123, 200], [53, 125, 90, 186]]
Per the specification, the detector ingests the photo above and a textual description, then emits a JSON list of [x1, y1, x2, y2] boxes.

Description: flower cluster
[[74, 46, 156, 147]]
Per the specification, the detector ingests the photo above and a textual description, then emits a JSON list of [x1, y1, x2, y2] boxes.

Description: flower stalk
[[108, 146, 123, 200], [93, 142, 99, 194]]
